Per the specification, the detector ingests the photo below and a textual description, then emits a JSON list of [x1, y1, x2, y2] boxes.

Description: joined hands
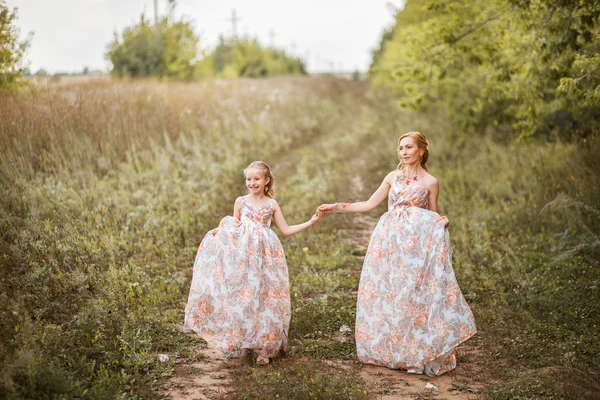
[[317, 203, 337, 215], [310, 210, 323, 224]]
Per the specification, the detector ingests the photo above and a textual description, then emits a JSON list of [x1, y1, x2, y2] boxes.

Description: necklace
[[402, 166, 419, 185]]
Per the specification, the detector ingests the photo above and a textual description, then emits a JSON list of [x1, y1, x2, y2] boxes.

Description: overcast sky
[[9, 0, 405, 74]]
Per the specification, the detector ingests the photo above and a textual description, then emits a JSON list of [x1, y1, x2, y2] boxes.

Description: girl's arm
[[272, 200, 320, 236], [318, 171, 395, 214], [233, 197, 242, 220]]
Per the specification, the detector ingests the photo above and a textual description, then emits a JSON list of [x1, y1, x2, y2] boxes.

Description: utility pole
[[290, 40, 297, 56], [228, 9, 242, 39], [304, 49, 310, 71], [154, 0, 158, 24], [269, 28, 276, 48]]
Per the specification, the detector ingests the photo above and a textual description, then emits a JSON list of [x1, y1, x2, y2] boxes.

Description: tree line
[[369, 0, 599, 141], [0, 1, 305, 89], [105, 8, 305, 80]]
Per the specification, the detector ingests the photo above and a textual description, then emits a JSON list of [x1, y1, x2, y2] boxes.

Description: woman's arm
[[318, 171, 395, 214], [272, 200, 320, 236], [427, 178, 440, 213], [426, 178, 450, 228]]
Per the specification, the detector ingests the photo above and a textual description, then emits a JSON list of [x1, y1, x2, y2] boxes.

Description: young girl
[[183, 161, 320, 364]]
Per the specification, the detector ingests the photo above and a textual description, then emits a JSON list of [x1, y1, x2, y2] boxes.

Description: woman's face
[[245, 168, 269, 195], [398, 137, 424, 166]]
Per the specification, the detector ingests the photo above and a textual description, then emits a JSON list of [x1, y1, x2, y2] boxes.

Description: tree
[[0, 2, 32, 90], [369, 0, 600, 141], [196, 37, 306, 79], [106, 5, 199, 80]]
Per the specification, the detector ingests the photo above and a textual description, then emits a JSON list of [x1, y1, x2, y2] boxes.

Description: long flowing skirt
[[355, 206, 476, 375], [183, 217, 291, 358]]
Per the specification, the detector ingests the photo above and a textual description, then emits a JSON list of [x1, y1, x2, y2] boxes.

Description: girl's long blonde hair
[[397, 131, 429, 171], [244, 161, 275, 198]]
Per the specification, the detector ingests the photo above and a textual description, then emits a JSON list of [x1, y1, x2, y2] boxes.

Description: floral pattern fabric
[[356, 169, 476, 375], [183, 197, 290, 358]]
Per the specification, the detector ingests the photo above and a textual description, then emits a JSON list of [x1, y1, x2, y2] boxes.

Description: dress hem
[[357, 330, 477, 376]]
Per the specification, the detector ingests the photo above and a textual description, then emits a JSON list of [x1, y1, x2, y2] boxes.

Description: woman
[[318, 132, 476, 376]]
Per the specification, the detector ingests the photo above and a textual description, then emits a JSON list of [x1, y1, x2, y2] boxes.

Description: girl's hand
[[317, 203, 337, 214], [437, 216, 449, 228], [310, 211, 322, 224]]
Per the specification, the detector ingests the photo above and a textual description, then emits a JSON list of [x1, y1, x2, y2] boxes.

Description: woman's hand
[[437, 215, 450, 228], [317, 203, 338, 214]]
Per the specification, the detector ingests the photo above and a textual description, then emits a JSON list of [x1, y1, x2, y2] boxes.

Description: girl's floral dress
[[184, 197, 290, 359], [356, 168, 477, 375]]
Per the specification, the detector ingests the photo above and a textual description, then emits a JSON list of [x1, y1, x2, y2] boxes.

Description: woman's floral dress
[[183, 197, 290, 359], [355, 169, 476, 375]]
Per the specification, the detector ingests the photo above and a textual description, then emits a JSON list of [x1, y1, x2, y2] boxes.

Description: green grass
[[231, 359, 368, 400], [1, 76, 599, 398]]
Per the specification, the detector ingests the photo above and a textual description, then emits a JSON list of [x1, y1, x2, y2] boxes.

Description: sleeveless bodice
[[388, 170, 429, 211], [240, 197, 274, 227]]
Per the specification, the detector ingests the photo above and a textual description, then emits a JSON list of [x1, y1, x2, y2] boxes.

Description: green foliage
[[105, 7, 304, 81], [0, 77, 382, 398], [296, 339, 357, 360], [196, 36, 306, 79], [233, 360, 368, 400], [369, 0, 600, 140], [343, 98, 600, 396], [0, 2, 32, 90], [1, 74, 598, 398], [106, 9, 199, 79], [290, 297, 356, 341]]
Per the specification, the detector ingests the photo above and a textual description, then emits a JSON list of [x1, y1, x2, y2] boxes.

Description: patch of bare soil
[[358, 344, 486, 399], [161, 343, 243, 400]]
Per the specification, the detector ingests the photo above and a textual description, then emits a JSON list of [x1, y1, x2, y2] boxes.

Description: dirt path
[[161, 341, 485, 400], [356, 344, 486, 399], [160, 142, 489, 400], [161, 343, 240, 400]]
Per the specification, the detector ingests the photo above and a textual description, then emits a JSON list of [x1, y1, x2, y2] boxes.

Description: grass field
[[1, 76, 598, 399]]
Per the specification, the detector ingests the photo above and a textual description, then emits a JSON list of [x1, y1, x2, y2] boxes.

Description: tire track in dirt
[[161, 342, 243, 400]]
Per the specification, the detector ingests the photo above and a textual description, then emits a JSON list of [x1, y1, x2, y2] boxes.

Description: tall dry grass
[[0, 76, 387, 398], [1, 76, 598, 399]]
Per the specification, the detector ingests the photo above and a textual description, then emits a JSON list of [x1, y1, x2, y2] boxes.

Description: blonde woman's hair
[[243, 161, 275, 198], [397, 131, 429, 171]]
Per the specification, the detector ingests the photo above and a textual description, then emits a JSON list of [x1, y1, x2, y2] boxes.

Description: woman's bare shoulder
[[421, 171, 439, 190], [385, 170, 399, 182]]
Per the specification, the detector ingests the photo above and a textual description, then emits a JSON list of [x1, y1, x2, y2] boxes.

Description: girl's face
[[398, 137, 424, 166], [245, 168, 269, 196]]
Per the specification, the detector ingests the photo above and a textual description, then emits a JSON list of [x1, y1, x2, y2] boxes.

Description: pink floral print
[[356, 170, 476, 375], [183, 197, 290, 358]]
